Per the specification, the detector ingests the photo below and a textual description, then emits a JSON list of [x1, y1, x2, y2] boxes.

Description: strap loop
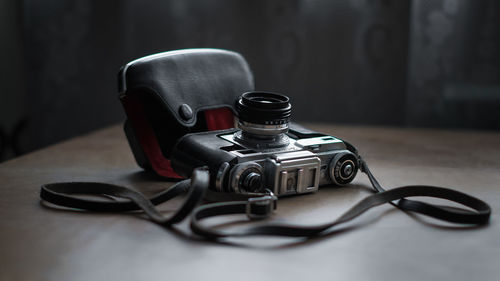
[[246, 193, 278, 220]]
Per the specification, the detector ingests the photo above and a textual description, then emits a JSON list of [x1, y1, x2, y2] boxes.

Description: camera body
[[170, 92, 358, 197]]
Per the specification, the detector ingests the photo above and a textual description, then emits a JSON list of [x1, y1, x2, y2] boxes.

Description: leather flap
[[119, 48, 254, 126]]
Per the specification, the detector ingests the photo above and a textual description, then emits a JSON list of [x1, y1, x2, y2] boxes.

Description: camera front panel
[[170, 129, 359, 197]]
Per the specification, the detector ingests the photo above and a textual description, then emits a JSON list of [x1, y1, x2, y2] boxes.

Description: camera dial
[[241, 171, 262, 192], [234, 92, 292, 148], [229, 162, 264, 193], [329, 152, 358, 185]]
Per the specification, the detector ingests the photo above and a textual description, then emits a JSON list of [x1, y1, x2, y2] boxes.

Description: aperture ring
[[238, 121, 289, 136]]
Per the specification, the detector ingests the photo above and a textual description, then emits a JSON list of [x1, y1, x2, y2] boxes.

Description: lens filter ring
[[236, 91, 292, 125]]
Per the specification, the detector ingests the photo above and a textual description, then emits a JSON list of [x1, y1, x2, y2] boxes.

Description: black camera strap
[[41, 168, 209, 225], [40, 157, 491, 241], [190, 157, 491, 239]]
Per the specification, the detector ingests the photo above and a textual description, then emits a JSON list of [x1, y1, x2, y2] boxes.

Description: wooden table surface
[[1, 124, 499, 281]]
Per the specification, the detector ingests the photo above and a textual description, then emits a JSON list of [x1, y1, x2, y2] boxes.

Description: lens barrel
[[234, 92, 292, 148], [236, 92, 291, 125]]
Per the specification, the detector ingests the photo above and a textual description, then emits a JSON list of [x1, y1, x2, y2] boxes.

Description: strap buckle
[[245, 190, 277, 220]]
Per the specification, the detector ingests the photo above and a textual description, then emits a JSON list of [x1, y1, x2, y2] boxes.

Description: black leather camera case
[[118, 49, 254, 179]]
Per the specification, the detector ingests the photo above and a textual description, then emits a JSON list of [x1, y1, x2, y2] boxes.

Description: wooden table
[[1, 124, 499, 281]]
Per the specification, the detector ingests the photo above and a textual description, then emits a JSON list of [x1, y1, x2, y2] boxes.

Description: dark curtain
[[1, 0, 499, 161]]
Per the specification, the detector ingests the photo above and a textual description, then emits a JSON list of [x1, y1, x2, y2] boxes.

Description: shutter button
[[179, 104, 193, 120]]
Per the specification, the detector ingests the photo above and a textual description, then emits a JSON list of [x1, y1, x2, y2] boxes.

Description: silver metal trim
[[279, 170, 288, 195], [215, 162, 230, 192], [269, 154, 321, 196], [238, 121, 288, 136]]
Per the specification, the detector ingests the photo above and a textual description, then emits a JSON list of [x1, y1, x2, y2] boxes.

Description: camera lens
[[234, 92, 292, 148], [236, 91, 292, 126]]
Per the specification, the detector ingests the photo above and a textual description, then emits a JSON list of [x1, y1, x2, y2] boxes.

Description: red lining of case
[[204, 107, 234, 131], [121, 94, 233, 179]]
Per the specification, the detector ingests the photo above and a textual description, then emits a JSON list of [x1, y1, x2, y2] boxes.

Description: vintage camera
[[169, 91, 359, 196], [119, 48, 359, 197]]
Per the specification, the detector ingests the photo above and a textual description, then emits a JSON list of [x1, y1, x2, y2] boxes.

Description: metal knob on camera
[[229, 162, 264, 193], [329, 152, 358, 185], [241, 172, 262, 191]]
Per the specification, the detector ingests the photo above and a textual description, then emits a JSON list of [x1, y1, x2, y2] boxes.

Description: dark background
[[1, 0, 499, 161]]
